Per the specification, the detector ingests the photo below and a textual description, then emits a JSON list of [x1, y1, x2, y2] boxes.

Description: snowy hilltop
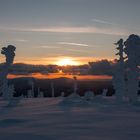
[[0, 35, 140, 140]]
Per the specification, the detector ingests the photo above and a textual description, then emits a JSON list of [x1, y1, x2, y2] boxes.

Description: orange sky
[[0, 56, 114, 65]]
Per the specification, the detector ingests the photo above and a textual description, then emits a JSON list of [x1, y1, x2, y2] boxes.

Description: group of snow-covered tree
[[0, 34, 140, 104], [113, 34, 140, 103]]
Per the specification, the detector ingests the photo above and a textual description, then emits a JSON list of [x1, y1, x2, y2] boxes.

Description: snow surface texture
[[0, 98, 140, 140]]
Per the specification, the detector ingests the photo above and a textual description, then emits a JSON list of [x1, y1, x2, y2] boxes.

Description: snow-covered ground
[[0, 97, 140, 140]]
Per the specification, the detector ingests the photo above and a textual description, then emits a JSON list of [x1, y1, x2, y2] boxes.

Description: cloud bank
[[0, 26, 129, 36]]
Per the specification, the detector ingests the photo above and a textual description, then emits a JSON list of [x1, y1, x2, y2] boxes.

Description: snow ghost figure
[[113, 39, 125, 102], [68, 76, 80, 100], [1, 45, 16, 65], [28, 79, 34, 97], [0, 45, 16, 99], [124, 34, 140, 103]]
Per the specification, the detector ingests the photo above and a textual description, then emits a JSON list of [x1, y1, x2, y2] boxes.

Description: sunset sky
[[0, 0, 140, 65]]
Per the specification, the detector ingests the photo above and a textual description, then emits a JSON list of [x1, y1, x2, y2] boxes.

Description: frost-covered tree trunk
[[38, 87, 44, 98], [113, 63, 125, 102], [124, 34, 140, 103], [28, 79, 34, 98], [113, 39, 125, 102], [127, 64, 139, 103], [67, 76, 80, 101]]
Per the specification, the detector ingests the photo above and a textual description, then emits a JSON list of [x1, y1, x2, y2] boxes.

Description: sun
[[56, 58, 79, 66]]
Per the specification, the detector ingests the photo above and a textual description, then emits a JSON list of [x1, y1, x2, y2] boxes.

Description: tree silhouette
[[1, 45, 16, 65], [124, 34, 140, 103], [0, 45, 16, 99]]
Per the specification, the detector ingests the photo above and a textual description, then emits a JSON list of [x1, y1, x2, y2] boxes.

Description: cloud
[[57, 42, 99, 53], [58, 42, 103, 49], [58, 42, 89, 47], [65, 48, 93, 54], [39, 46, 60, 49], [15, 39, 28, 42], [0, 26, 128, 36], [92, 18, 114, 25]]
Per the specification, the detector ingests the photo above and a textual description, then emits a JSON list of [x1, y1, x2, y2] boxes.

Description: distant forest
[[0, 59, 115, 76]]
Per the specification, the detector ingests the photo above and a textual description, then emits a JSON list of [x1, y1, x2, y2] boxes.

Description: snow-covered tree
[[28, 79, 34, 98], [112, 39, 126, 102], [124, 34, 140, 103], [68, 76, 80, 99], [0, 45, 16, 99], [1, 45, 16, 65], [38, 87, 44, 98], [102, 88, 108, 97]]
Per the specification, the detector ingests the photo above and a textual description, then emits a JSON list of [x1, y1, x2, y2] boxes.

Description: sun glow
[[56, 58, 79, 66]]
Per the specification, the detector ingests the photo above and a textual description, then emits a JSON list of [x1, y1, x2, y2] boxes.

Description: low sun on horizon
[[56, 58, 79, 66]]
